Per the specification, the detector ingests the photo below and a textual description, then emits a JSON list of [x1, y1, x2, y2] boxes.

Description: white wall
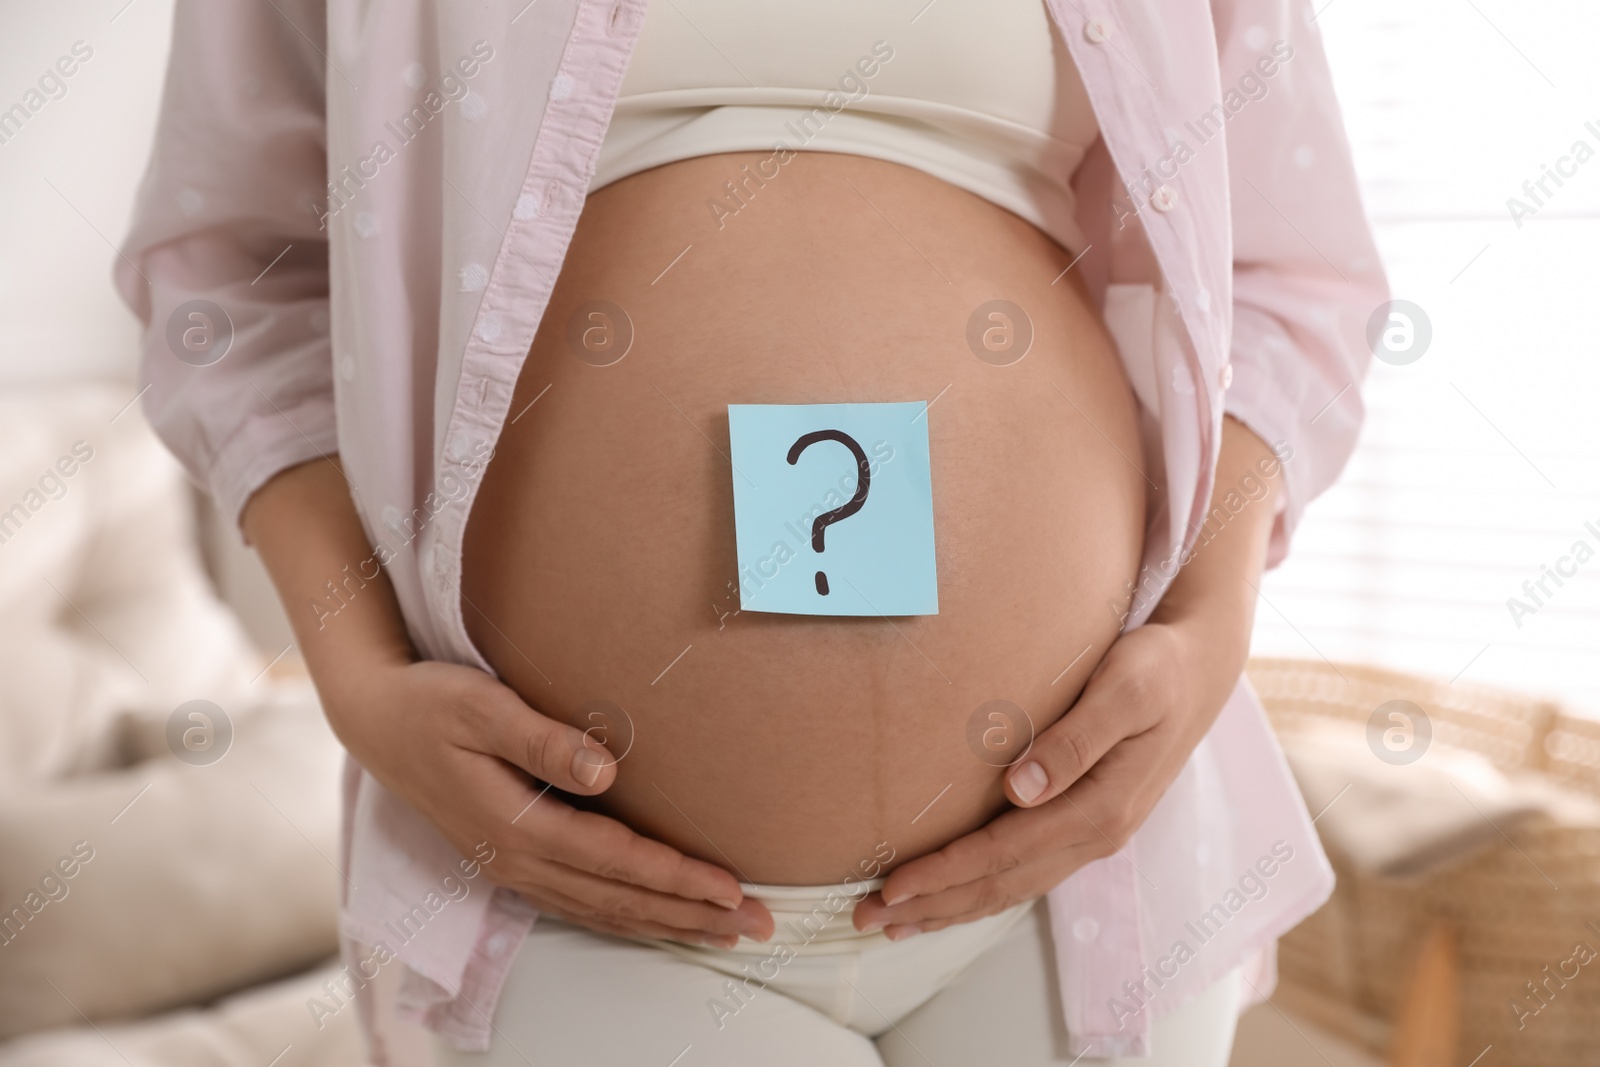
[[0, 0, 177, 385]]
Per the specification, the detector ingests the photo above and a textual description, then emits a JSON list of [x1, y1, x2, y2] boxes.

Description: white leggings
[[433, 884, 1240, 1066]]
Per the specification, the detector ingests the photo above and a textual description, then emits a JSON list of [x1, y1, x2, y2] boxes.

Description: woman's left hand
[[851, 615, 1242, 938], [852, 416, 1284, 939]]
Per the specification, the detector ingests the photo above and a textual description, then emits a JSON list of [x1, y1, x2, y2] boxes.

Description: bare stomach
[[462, 151, 1144, 885]]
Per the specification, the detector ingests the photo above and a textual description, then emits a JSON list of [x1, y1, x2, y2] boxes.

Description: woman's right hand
[[243, 459, 773, 948], [328, 654, 774, 947], [323, 655, 774, 949]]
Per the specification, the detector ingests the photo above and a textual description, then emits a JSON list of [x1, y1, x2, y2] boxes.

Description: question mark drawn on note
[[786, 430, 872, 596]]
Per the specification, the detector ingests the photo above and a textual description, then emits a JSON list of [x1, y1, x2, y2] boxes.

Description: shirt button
[[1072, 917, 1100, 942], [485, 931, 513, 959], [1219, 362, 1234, 389], [382, 505, 403, 531], [1151, 185, 1179, 212], [1170, 364, 1196, 396], [1085, 17, 1115, 43]]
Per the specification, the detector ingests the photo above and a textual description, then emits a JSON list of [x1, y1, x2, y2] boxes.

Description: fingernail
[[1010, 760, 1049, 805], [860, 918, 887, 934], [710, 896, 741, 911], [886, 925, 921, 941], [884, 891, 915, 907], [708, 934, 739, 950], [571, 747, 605, 787]]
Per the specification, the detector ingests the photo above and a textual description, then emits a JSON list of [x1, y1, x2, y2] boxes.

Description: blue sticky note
[[727, 402, 938, 617]]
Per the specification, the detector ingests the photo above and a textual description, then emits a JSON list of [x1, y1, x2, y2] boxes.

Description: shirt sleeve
[[1212, 0, 1390, 568], [114, 0, 334, 534]]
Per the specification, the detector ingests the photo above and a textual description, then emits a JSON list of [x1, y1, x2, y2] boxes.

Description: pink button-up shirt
[[117, 0, 1386, 1058]]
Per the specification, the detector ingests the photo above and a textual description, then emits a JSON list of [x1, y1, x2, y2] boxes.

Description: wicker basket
[[1246, 657, 1600, 1066]]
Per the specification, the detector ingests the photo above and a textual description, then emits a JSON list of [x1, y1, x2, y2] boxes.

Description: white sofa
[[0, 384, 374, 1066]]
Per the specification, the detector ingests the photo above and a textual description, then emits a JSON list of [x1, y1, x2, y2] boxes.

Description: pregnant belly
[[462, 151, 1145, 885]]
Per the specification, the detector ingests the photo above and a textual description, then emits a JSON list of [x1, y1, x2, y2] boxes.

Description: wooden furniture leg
[[1388, 920, 1460, 1067]]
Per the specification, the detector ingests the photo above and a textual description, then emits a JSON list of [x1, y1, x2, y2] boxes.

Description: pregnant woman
[[119, 1, 1385, 1063]]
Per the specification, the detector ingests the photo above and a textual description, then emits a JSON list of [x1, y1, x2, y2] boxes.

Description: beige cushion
[[0, 385, 345, 1038], [0, 957, 364, 1067], [0, 384, 263, 780], [0, 688, 344, 1037], [1281, 720, 1600, 878]]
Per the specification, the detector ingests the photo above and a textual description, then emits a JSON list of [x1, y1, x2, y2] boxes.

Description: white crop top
[[591, 0, 1101, 255]]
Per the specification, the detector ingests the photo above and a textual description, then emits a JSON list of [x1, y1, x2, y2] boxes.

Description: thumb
[[480, 688, 619, 796], [1005, 684, 1127, 809]]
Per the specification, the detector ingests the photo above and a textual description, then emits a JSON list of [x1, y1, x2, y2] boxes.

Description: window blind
[[1251, 0, 1600, 716]]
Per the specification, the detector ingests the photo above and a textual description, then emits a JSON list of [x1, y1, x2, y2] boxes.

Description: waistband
[[726, 877, 887, 952], [738, 877, 884, 903]]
